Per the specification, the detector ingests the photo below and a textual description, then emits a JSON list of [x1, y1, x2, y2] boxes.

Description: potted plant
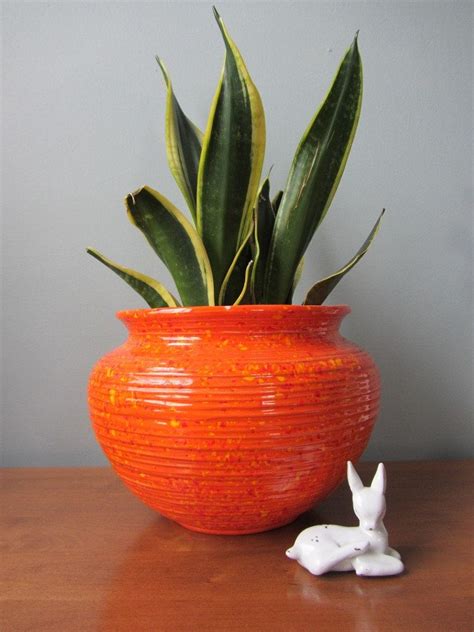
[[87, 8, 383, 534]]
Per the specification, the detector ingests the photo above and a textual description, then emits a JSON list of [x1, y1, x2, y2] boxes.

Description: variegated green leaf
[[86, 248, 178, 308], [264, 34, 363, 304], [304, 210, 384, 305], [286, 257, 304, 304], [272, 190, 283, 214], [250, 178, 275, 303], [218, 220, 254, 305], [156, 57, 203, 221], [233, 259, 254, 306], [196, 7, 265, 297], [125, 186, 214, 306]]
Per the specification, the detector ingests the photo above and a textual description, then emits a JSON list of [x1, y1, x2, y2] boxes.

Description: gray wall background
[[1, 1, 472, 466]]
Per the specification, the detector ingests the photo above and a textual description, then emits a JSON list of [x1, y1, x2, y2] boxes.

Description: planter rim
[[117, 303, 351, 321]]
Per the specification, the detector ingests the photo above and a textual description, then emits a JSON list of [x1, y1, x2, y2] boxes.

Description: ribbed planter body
[[88, 305, 380, 534]]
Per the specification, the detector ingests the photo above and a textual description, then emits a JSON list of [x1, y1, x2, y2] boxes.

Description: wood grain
[[1, 461, 472, 632]]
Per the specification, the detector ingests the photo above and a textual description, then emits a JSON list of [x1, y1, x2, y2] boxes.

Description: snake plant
[[87, 8, 383, 308]]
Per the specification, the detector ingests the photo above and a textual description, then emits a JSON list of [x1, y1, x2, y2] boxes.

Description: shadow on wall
[[343, 293, 470, 461]]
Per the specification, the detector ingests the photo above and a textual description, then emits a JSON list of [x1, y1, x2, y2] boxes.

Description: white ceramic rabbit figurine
[[286, 462, 404, 577]]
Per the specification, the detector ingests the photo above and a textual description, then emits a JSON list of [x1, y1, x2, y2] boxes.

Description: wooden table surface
[[1, 461, 472, 632]]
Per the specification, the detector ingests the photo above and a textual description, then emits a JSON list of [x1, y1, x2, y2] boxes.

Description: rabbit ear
[[347, 461, 363, 493], [371, 463, 386, 494]]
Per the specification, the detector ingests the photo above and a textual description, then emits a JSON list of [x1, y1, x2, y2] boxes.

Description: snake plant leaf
[[233, 260, 254, 306], [250, 178, 275, 303], [156, 57, 203, 221], [196, 7, 265, 297], [263, 34, 363, 304], [304, 209, 384, 305], [218, 221, 254, 305], [272, 190, 283, 214], [125, 186, 214, 306], [286, 257, 304, 304], [86, 248, 179, 308]]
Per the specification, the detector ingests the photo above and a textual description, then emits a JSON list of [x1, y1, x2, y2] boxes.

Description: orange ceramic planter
[[88, 305, 380, 534]]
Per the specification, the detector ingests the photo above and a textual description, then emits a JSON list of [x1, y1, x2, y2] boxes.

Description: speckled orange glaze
[[88, 305, 380, 535]]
